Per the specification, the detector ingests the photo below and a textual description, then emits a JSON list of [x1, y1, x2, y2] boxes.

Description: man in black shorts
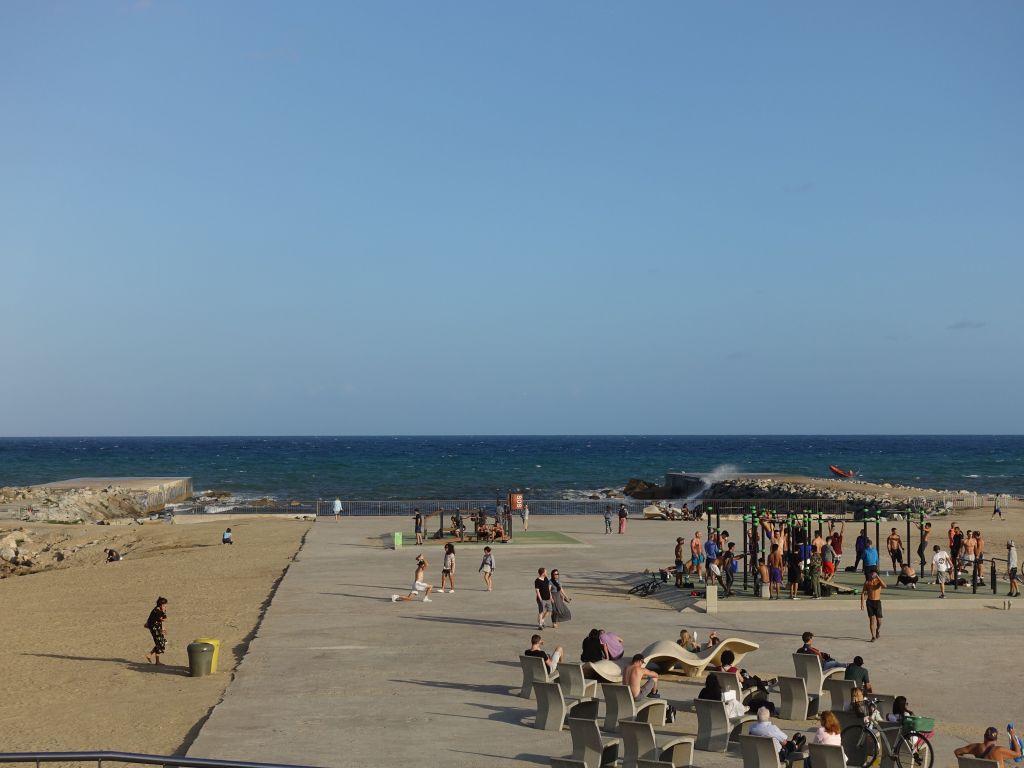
[[860, 568, 886, 642]]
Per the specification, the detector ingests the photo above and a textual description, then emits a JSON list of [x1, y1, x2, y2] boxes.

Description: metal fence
[[697, 499, 848, 518], [182, 499, 650, 517]]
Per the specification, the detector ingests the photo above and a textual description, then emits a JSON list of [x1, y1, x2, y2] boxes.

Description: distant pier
[[37, 477, 193, 512]]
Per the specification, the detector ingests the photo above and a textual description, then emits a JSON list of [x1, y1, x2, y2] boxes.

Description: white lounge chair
[[619, 719, 695, 768], [641, 638, 759, 677], [583, 659, 625, 684], [559, 662, 599, 699], [601, 683, 667, 733], [566, 717, 621, 767], [520, 653, 559, 699], [534, 681, 600, 731], [808, 742, 847, 768], [693, 699, 756, 752]]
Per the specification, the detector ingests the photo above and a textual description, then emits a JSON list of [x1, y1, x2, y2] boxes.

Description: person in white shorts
[[931, 544, 953, 598], [393, 555, 434, 602]]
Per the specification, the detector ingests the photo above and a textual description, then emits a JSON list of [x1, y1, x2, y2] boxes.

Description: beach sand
[[0, 517, 310, 755]]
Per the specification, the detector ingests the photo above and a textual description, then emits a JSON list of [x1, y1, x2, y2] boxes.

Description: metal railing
[[0, 752, 325, 768], [182, 499, 652, 517]]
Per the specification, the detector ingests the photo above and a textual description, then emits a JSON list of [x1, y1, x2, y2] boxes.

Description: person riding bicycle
[[955, 726, 1021, 767]]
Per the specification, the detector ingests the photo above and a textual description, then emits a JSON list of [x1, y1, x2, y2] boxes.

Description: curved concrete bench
[[642, 638, 759, 677], [582, 659, 624, 684]]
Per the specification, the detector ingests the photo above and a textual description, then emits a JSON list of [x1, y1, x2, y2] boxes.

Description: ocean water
[[0, 436, 1022, 500]]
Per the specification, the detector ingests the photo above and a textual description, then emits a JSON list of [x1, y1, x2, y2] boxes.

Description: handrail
[[0, 752, 326, 768]]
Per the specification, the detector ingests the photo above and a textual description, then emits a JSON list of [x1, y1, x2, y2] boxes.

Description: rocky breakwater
[[0, 484, 154, 523], [702, 477, 951, 513]]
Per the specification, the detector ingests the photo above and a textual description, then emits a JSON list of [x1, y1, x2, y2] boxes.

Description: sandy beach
[[0, 517, 310, 755]]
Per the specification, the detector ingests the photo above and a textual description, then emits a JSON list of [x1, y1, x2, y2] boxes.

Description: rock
[[0, 547, 16, 562]]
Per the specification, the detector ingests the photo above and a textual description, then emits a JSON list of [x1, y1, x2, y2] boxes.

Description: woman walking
[[440, 542, 456, 593], [144, 596, 169, 665], [550, 569, 572, 629], [478, 546, 495, 591]]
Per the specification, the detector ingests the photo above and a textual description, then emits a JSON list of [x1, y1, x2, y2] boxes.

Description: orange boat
[[829, 465, 855, 479]]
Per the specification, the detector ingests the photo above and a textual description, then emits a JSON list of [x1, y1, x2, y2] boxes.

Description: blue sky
[[2, 1, 1021, 435]]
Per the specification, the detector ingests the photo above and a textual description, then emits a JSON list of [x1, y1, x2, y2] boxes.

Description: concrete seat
[[808, 742, 847, 768], [834, 709, 863, 731], [738, 734, 783, 768], [792, 653, 844, 713], [641, 638, 759, 677], [822, 678, 855, 711], [710, 670, 744, 701], [566, 717, 621, 767], [520, 653, 559, 699], [872, 693, 897, 719], [619, 719, 695, 768], [693, 698, 756, 752], [776, 676, 811, 721], [559, 662, 599, 700], [534, 681, 600, 731], [601, 683, 667, 732]]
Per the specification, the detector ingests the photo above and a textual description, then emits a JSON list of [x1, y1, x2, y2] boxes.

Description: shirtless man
[[860, 569, 886, 641], [973, 530, 985, 582], [392, 555, 434, 602], [955, 726, 1021, 767], [962, 529, 978, 576], [811, 529, 825, 555], [623, 653, 660, 701], [767, 543, 784, 600], [886, 528, 904, 575], [674, 537, 686, 588], [690, 532, 705, 582], [916, 521, 931, 571]]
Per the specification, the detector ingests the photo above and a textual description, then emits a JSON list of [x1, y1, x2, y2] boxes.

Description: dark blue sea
[[0, 436, 1022, 500]]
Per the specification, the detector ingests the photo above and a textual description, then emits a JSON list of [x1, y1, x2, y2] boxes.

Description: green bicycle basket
[[903, 715, 934, 733]]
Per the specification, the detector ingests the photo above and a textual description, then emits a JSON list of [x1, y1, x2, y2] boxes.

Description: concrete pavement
[[187, 515, 1023, 768]]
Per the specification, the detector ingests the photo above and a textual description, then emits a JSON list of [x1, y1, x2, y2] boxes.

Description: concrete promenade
[[188, 515, 1023, 768]]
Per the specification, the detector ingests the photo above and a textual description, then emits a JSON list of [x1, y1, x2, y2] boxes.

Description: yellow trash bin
[[193, 637, 221, 673]]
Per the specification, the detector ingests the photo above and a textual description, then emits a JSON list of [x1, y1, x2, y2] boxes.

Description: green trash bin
[[393, 531, 402, 550], [187, 642, 215, 677]]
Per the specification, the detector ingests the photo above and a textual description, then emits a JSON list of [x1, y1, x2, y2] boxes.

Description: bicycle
[[841, 698, 934, 768]]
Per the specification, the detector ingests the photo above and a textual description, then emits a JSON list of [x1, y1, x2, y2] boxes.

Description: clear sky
[[2, 1, 1021, 436]]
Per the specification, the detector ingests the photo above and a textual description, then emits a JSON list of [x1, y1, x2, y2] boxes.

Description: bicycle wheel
[[894, 731, 934, 768], [841, 725, 879, 768]]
